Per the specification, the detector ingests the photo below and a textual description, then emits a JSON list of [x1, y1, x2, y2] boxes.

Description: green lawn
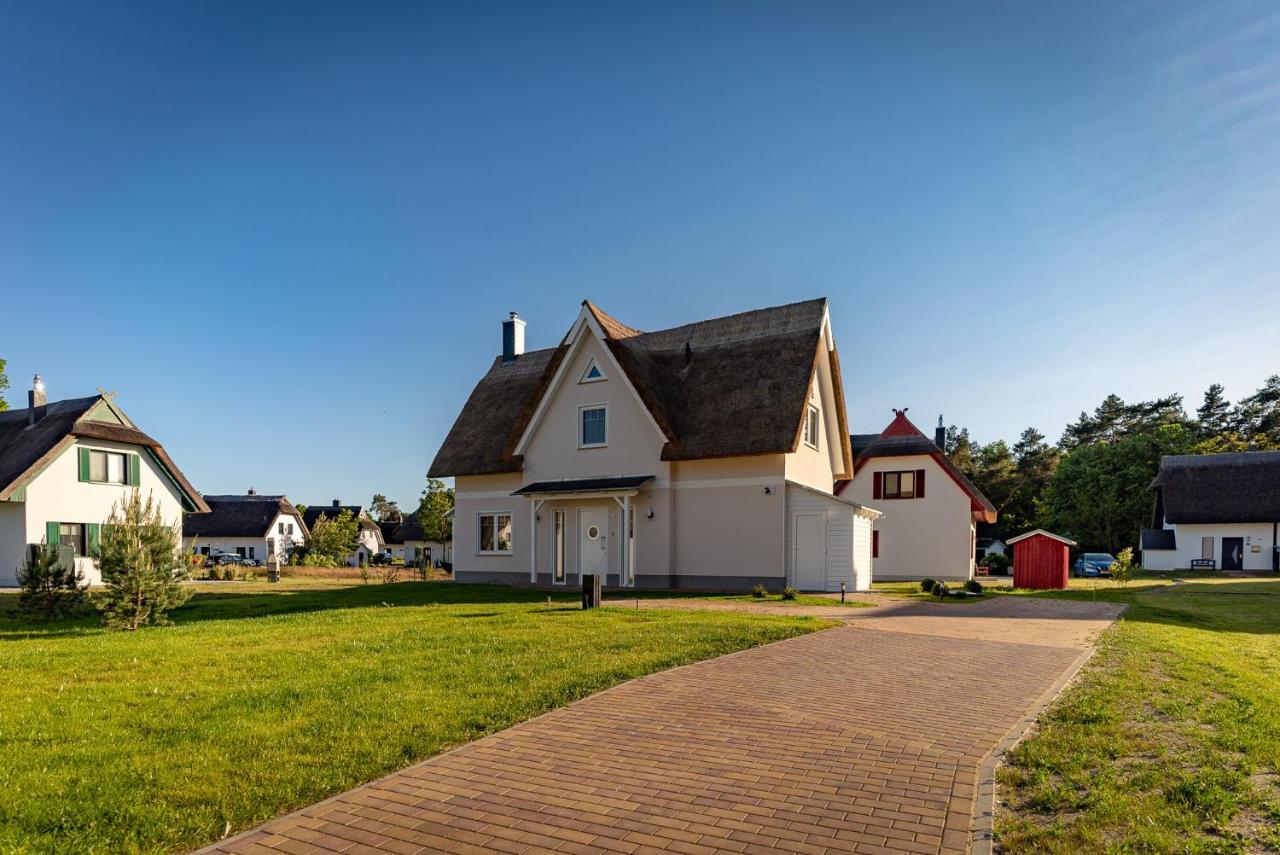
[[0, 580, 831, 854], [997, 575, 1280, 853], [871, 579, 995, 602]]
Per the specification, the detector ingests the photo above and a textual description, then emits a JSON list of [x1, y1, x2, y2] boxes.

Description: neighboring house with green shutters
[[0, 375, 208, 586]]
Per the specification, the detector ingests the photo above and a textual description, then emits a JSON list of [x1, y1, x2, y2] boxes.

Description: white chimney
[[502, 312, 525, 364]]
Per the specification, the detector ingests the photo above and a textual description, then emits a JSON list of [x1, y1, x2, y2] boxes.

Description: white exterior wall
[[844, 452, 976, 582], [1143, 522, 1279, 572], [187, 511, 305, 564], [783, 482, 877, 592], [783, 361, 842, 492], [1, 438, 188, 586]]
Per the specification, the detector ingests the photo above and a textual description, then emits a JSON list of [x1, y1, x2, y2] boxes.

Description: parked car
[[206, 552, 244, 568], [370, 551, 393, 566], [1073, 552, 1116, 577]]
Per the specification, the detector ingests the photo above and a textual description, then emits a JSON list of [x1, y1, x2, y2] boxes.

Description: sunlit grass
[[0, 580, 830, 854]]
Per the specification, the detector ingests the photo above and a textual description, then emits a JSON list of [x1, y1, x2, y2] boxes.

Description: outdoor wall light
[[763, 486, 774, 495], [646, 508, 654, 520]]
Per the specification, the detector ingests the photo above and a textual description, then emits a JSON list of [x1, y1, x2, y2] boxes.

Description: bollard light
[[840, 581, 846, 604]]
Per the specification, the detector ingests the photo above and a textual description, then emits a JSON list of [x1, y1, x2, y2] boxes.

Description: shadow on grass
[[0, 582, 578, 638]]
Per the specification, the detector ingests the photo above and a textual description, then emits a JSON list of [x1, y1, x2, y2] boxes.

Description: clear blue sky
[[3, 1, 1278, 508]]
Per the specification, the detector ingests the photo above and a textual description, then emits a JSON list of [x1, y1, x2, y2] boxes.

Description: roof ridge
[[583, 300, 644, 339]]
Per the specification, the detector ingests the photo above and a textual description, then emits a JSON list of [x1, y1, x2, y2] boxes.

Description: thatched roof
[[1151, 451, 1280, 524], [430, 298, 852, 477], [183, 495, 305, 538], [848, 410, 997, 523], [378, 520, 404, 546], [0, 394, 208, 512], [302, 504, 379, 532]]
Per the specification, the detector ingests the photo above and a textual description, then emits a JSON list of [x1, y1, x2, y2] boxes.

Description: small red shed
[[1007, 529, 1077, 590]]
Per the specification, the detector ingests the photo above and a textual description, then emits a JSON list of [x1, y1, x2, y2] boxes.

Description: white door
[[579, 508, 609, 577], [793, 513, 825, 591]]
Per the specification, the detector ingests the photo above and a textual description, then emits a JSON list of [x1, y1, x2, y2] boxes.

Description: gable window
[[804, 405, 820, 449], [89, 450, 127, 484], [883, 470, 915, 499], [579, 357, 606, 383], [579, 405, 607, 448], [478, 512, 513, 553], [874, 469, 926, 501]]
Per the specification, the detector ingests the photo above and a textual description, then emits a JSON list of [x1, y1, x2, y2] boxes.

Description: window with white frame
[[804, 404, 820, 449], [579, 405, 607, 447], [89, 450, 128, 484], [478, 512, 513, 553], [579, 357, 606, 383], [1201, 536, 1214, 560]]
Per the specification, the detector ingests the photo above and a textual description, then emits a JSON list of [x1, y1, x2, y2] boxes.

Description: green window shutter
[[128, 454, 141, 487], [46, 521, 60, 546], [78, 448, 91, 482], [87, 523, 101, 558]]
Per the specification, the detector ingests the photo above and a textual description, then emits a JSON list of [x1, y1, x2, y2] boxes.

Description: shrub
[[751, 584, 767, 599], [380, 564, 400, 584], [932, 580, 949, 598], [97, 489, 190, 630], [17, 543, 88, 619], [781, 587, 798, 601], [964, 578, 984, 594], [919, 578, 936, 592], [1111, 547, 1135, 586], [982, 553, 1011, 575]]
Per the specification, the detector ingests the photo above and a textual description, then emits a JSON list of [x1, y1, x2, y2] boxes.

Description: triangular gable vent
[[579, 357, 606, 384]]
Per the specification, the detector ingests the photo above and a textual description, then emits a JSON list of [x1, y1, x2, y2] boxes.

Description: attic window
[[804, 405, 820, 449], [579, 357, 606, 384]]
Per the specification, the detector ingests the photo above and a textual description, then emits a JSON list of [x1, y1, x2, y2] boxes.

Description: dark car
[[206, 552, 244, 568], [1073, 552, 1115, 577]]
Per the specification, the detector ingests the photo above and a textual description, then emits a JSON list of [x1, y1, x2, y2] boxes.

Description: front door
[[793, 513, 825, 591], [579, 508, 609, 578], [1223, 537, 1244, 572]]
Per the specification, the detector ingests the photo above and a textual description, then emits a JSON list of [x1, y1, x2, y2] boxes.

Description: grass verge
[[0, 580, 830, 854], [997, 575, 1280, 853]]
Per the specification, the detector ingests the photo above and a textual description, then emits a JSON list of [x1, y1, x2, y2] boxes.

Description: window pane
[[884, 473, 899, 497], [581, 408, 606, 445], [479, 515, 495, 551], [89, 451, 107, 482], [900, 471, 915, 498], [1202, 537, 1214, 560], [554, 510, 565, 581], [107, 453, 125, 484], [496, 514, 512, 551]]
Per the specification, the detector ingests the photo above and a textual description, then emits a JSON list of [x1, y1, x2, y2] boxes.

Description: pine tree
[[98, 490, 190, 630], [1196, 383, 1232, 438], [17, 543, 88, 619]]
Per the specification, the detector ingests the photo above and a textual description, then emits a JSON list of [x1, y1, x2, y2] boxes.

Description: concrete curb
[[969, 603, 1128, 854]]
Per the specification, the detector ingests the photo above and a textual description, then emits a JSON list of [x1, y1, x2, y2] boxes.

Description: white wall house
[[302, 501, 384, 566], [0, 378, 208, 587], [390, 511, 451, 568], [1142, 451, 1280, 573], [839, 410, 997, 583], [429, 299, 880, 592], [184, 492, 308, 565]]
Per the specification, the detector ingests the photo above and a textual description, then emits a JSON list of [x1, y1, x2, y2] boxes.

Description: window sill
[[803, 441, 819, 451], [578, 443, 608, 450], [85, 480, 129, 486], [476, 550, 513, 557]]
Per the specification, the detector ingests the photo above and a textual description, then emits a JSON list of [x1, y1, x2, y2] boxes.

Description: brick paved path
[[204, 600, 1120, 855]]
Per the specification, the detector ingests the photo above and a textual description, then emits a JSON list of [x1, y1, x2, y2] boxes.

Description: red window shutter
[[873, 472, 883, 500], [872, 530, 880, 558], [916, 469, 925, 498]]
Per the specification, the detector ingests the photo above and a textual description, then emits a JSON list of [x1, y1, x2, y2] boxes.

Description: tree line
[[946, 376, 1280, 553]]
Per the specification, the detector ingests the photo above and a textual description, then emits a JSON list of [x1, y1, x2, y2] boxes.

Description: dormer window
[[579, 404, 607, 448], [579, 357, 606, 384], [804, 404, 820, 449]]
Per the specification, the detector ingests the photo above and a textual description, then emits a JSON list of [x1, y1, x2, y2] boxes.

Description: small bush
[[919, 577, 936, 592], [1111, 547, 1135, 586], [781, 587, 798, 601], [982, 553, 1011, 575], [964, 579, 984, 593], [932, 580, 949, 597], [751, 584, 767, 599], [17, 543, 88, 619]]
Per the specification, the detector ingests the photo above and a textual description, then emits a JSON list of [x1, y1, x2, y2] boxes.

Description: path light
[[840, 581, 846, 604]]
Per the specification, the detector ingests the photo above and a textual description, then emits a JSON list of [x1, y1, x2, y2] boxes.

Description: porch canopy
[[511, 476, 654, 585]]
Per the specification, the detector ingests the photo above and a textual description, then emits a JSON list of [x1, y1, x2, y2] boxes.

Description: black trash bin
[[582, 573, 601, 609]]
